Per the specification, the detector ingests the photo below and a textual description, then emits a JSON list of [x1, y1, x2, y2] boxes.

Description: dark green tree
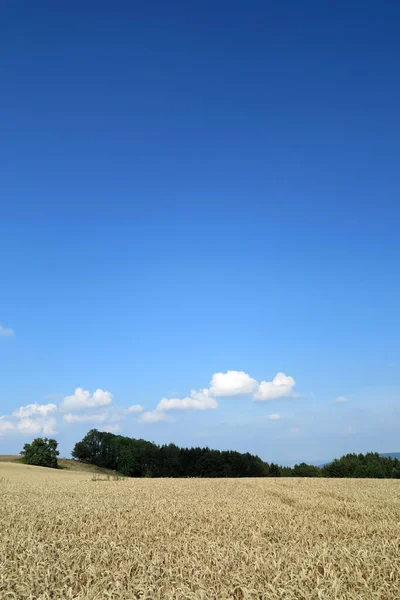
[[71, 441, 91, 462], [21, 437, 59, 468], [292, 462, 323, 477], [71, 430, 398, 480], [391, 466, 400, 479], [269, 463, 281, 477], [323, 452, 395, 478], [72, 430, 271, 478]]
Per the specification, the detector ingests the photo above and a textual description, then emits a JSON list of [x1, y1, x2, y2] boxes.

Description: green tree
[[20, 437, 59, 468], [71, 429, 397, 480], [292, 462, 323, 477], [353, 463, 385, 478], [322, 452, 396, 478], [71, 441, 91, 462], [391, 467, 400, 479], [269, 463, 281, 477]]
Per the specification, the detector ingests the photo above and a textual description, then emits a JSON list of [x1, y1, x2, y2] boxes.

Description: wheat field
[[0, 461, 399, 599]]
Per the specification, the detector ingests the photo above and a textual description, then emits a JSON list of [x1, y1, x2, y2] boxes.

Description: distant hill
[[380, 452, 400, 460], [308, 459, 332, 467]]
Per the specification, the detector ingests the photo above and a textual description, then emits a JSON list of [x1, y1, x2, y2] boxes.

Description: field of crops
[[1, 461, 399, 599]]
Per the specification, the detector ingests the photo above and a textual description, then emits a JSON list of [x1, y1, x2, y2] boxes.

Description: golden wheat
[[0, 461, 399, 599]]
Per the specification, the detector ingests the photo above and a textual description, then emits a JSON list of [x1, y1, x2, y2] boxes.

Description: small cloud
[[0, 417, 15, 435], [13, 403, 57, 418], [138, 411, 169, 423], [254, 373, 296, 401], [126, 404, 144, 414], [0, 325, 15, 337], [60, 388, 113, 411], [102, 424, 121, 434], [347, 425, 355, 434], [267, 413, 282, 421], [210, 370, 258, 397], [335, 396, 349, 403], [288, 427, 300, 436], [156, 389, 218, 412], [63, 412, 108, 424]]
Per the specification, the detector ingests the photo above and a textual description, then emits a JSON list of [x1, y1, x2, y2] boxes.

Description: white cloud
[[138, 411, 169, 423], [5, 403, 59, 437], [60, 388, 113, 411], [13, 403, 57, 418], [254, 373, 296, 401], [347, 424, 355, 434], [210, 371, 258, 397], [91, 389, 113, 406], [0, 325, 15, 337], [2, 369, 296, 433], [156, 389, 218, 412], [126, 404, 144, 414], [15, 416, 57, 436], [0, 417, 14, 435], [102, 424, 121, 433], [63, 412, 109, 424], [42, 418, 57, 435], [136, 368, 296, 421], [335, 396, 349, 403], [16, 418, 44, 435]]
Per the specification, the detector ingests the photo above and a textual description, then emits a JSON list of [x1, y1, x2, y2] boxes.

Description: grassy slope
[[0, 455, 113, 475], [57, 459, 115, 475]]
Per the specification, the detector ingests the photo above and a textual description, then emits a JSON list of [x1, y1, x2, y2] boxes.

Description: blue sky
[[1, 1, 399, 464]]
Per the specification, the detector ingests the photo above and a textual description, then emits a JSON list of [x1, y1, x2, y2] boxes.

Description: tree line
[[72, 429, 269, 477], [70, 429, 400, 479]]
